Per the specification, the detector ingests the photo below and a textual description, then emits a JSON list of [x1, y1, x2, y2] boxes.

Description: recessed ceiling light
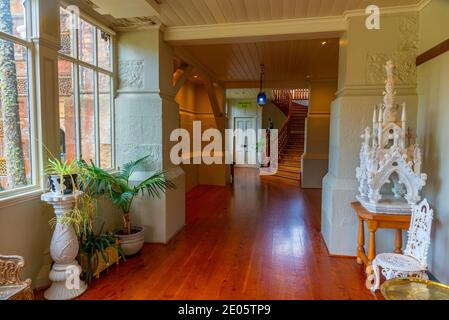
[[194, 75, 199, 79], [321, 41, 328, 45]]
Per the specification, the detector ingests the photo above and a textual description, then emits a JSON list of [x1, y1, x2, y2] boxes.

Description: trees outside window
[[58, 7, 114, 169], [0, 0, 33, 192]]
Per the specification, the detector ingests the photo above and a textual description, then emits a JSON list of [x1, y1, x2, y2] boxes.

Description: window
[[58, 7, 114, 169], [0, 0, 35, 194]]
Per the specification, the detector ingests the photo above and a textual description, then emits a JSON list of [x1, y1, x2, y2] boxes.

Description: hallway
[[79, 169, 377, 300]]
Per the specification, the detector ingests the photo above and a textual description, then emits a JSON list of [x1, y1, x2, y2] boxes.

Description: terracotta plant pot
[[48, 174, 78, 195], [115, 227, 145, 256]]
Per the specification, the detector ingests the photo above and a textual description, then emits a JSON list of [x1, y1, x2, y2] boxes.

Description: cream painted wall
[[176, 80, 199, 192], [302, 80, 337, 188], [417, 0, 449, 284], [176, 80, 229, 189], [419, 0, 449, 53], [262, 101, 287, 130]]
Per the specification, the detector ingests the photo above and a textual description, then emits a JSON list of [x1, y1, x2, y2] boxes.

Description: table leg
[[395, 229, 403, 254], [357, 217, 365, 265], [367, 222, 377, 265]]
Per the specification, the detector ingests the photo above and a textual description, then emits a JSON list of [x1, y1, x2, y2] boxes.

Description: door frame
[[233, 117, 258, 168]]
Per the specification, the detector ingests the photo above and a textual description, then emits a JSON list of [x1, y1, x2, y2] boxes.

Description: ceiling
[[181, 38, 339, 83], [226, 88, 275, 100], [83, 0, 419, 86], [157, 0, 421, 27], [84, 0, 422, 30]]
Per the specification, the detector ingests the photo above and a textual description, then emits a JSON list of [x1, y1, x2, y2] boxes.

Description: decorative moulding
[[366, 14, 419, 86], [356, 61, 427, 214], [118, 60, 144, 90]]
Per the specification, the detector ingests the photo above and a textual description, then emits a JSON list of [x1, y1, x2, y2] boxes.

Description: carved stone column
[[41, 192, 87, 300]]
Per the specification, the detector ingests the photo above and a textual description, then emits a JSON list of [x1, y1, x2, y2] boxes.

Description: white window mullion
[[93, 28, 100, 166], [26, 39, 39, 188], [73, 17, 82, 160], [94, 71, 100, 166], [110, 75, 116, 170], [74, 63, 81, 160], [110, 36, 116, 169]]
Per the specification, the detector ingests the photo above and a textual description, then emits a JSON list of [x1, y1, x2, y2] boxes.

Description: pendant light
[[257, 64, 267, 106]]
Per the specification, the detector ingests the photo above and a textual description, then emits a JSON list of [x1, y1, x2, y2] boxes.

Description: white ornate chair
[[0, 255, 34, 300], [366, 199, 433, 292]]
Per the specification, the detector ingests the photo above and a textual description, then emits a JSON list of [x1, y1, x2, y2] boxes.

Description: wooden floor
[[79, 168, 378, 300]]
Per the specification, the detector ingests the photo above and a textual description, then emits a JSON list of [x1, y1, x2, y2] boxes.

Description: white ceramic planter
[[48, 174, 77, 195], [116, 227, 145, 256]]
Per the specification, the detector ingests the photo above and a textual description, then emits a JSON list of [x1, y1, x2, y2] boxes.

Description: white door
[[234, 118, 257, 167]]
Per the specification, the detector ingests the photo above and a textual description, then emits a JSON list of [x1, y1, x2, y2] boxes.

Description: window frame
[[0, 1, 40, 200], [58, 5, 116, 169]]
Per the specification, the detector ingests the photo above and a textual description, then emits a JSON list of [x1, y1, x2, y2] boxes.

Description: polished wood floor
[[79, 168, 378, 300]]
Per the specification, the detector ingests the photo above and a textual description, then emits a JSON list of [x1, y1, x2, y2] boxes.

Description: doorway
[[234, 117, 257, 167]]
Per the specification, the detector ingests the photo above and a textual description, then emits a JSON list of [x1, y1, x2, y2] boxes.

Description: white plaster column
[[115, 28, 186, 244], [321, 13, 419, 256], [41, 192, 87, 300]]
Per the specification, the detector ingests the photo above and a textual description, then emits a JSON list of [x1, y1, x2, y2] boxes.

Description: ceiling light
[[257, 64, 267, 106], [194, 75, 199, 79], [321, 41, 328, 45]]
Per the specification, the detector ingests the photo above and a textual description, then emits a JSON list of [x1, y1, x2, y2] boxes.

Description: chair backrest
[[404, 199, 434, 267]]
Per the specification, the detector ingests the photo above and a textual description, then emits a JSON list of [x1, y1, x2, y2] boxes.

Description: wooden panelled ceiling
[[158, 0, 421, 26], [181, 38, 339, 83]]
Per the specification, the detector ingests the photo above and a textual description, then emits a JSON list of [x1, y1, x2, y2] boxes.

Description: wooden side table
[[351, 202, 411, 274]]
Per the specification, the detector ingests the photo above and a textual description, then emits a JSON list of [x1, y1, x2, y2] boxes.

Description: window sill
[[0, 187, 44, 210]]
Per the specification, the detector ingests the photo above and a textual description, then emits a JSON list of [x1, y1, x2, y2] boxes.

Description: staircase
[[277, 104, 308, 181], [272, 89, 309, 182]]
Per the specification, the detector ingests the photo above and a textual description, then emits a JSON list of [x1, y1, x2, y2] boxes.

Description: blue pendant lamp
[[257, 64, 267, 106]]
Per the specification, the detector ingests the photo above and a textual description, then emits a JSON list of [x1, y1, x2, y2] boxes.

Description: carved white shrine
[[356, 60, 427, 214]]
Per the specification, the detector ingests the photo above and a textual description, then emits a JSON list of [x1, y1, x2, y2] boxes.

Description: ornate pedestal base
[[41, 192, 87, 300]]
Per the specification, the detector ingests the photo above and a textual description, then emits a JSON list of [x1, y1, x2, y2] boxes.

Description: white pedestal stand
[[41, 192, 87, 300]]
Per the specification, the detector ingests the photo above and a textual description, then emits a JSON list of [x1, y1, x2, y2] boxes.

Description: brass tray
[[381, 278, 449, 300]]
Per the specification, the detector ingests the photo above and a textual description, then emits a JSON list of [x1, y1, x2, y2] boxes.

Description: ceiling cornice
[[164, 0, 429, 45], [344, 0, 430, 19], [164, 15, 347, 45]]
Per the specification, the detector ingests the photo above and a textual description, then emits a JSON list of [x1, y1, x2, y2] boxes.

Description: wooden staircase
[[272, 89, 310, 182], [277, 104, 308, 181]]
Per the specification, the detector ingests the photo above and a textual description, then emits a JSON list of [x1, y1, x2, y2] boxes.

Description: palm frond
[[135, 171, 176, 200], [116, 156, 150, 182]]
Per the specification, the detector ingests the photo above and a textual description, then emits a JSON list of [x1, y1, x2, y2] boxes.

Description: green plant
[[78, 156, 176, 235], [44, 158, 78, 176], [79, 225, 124, 285]]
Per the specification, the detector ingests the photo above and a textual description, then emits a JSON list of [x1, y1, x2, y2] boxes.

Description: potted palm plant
[[78, 156, 175, 256]]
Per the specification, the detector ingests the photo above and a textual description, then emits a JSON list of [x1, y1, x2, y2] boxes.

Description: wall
[[177, 80, 199, 191], [416, 0, 449, 284], [261, 100, 287, 130], [176, 80, 228, 189], [322, 12, 419, 256], [302, 80, 337, 188]]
